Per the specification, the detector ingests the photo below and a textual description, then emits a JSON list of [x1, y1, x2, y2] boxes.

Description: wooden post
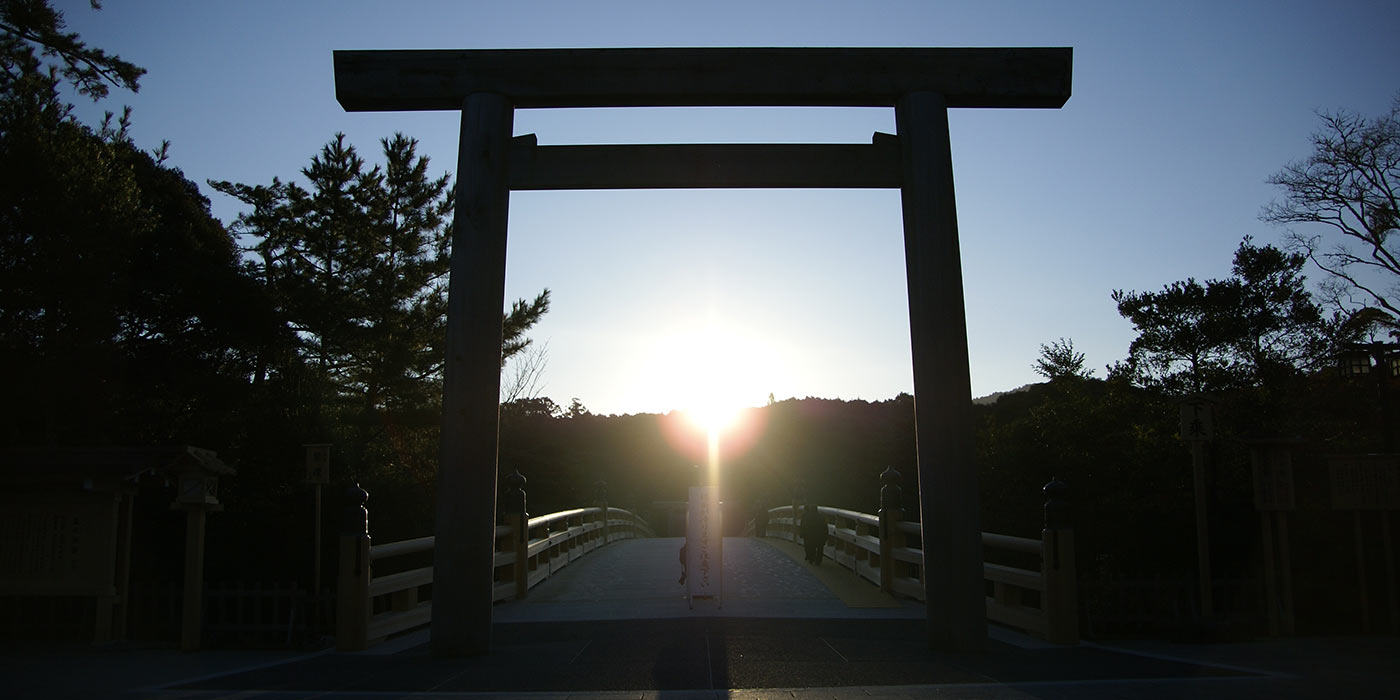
[[1384, 510, 1397, 633], [304, 443, 331, 637], [336, 484, 370, 652], [897, 90, 986, 652], [791, 486, 803, 544], [508, 512, 528, 599], [96, 490, 130, 644], [503, 471, 528, 601], [1355, 510, 1370, 632], [1191, 439, 1214, 618], [1277, 511, 1295, 634], [878, 466, 903, 595], [596, 480, 609, 546], [1042, 478, 1078, 644], [433, 92, 514, 657], [170, 469, 225, 653], [1260, 511, 1280, 635], [314, 483, 323, 603], [179, 506, 207, 651], [113, 491, 135, 641]]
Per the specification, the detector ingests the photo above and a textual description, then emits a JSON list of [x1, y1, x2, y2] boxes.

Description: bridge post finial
[[1043, 477, 1070, 531], [503, 469, 527, 517], [343, 482, 369, 537], [878, 467, 904, 595], [879, 466, 902, 515], [503, 470, 530, 601]]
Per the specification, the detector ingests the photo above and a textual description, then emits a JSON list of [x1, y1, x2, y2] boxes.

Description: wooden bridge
[[335, 475, 1077, 651]]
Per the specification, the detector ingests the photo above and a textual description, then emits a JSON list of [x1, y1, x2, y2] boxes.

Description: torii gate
[[333, 47, 1072, 656]]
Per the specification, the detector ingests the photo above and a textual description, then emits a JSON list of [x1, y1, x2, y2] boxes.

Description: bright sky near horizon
[[55, 0, 1398, 417]]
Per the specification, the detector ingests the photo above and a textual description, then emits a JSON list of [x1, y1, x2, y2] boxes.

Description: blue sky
[[56, 0, 1399, 416]]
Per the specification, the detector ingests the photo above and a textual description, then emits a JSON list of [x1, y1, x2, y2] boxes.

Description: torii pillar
[[333, 47, 1072, 656]]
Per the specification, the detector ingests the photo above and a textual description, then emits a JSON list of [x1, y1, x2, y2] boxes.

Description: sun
[[645, 317, 777, 484], [643, 319, 772, 435], [687, 392, 743, 436]]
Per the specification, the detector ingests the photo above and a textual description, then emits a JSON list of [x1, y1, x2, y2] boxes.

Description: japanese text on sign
[[1329, 456, 1400, 510], [686, 486, 722, 599]]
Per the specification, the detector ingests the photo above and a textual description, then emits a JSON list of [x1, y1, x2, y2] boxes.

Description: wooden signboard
[[0, 496, 118, 597], [1253, 447, 1296, 511], [1179, 400, 1214, 442], [686, 486, 722, 605], [1329, 456, 1400, 511], [304, 443, 331, 484], [1328, 454, 1399, 634]]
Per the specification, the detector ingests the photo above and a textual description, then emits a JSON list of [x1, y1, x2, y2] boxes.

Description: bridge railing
[[493, 504, 655, 603], [337, 478, 654, 651], [755, 473, 1077, 644]]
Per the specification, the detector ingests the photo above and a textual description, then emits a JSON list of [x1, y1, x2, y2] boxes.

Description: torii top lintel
[[333, 47, 1072, 112]]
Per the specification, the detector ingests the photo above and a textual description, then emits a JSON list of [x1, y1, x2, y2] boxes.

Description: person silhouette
[[752, 497, 768, 537], [678, 543, 687, 584], [799, 503, 828, 565]]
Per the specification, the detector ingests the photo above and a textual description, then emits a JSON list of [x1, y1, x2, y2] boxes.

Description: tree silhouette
[[211, 134, 551, 518], [1032, 338, 1091, 380], [1112, 238, 1337, 394], [0, 0, 144, 102], [1264, 97, 1400, 331], [212, 134, 551, 431], [0, 2, 272, 446]]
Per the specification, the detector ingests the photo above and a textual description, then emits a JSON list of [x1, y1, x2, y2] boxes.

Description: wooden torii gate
[[333, 47, 1072, 656]]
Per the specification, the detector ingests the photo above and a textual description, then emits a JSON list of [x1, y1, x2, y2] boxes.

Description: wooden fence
[[757, 474, 1078, 644], [203, 581, 312, 646]]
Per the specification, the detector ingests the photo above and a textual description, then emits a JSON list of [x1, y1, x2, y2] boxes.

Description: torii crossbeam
[[332, 46, 1073, 657]]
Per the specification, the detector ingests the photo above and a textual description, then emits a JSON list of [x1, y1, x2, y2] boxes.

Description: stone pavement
[[10, 621, 1399, 699], [2, 537, 1397, 699]]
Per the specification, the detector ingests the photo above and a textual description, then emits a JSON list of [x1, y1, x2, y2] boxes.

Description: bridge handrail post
[[791, 484, 805, 544], [504, 470, 529, 600], [1042, 477, 1078, 644], [336, 483, 371, 652], [595, 480, 609, 545], [878, 467, 903, 595]]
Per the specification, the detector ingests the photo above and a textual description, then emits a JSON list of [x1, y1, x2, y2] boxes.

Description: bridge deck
[[494, 536, 923, 623], [9, 536, 1399, 697]]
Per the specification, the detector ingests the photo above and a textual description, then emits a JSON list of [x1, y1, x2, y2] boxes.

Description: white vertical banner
[[686, 485, 722, 603]]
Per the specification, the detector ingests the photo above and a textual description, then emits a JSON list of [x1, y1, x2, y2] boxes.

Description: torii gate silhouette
[[333, 47, 1072, 657]]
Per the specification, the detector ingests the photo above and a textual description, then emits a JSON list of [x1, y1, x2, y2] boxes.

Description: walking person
[[799, 503, 829, 565]]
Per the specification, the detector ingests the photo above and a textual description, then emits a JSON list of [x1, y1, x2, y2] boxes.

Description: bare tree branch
[[1265, 97, 1400, 318], [500, 340, 549, 404]]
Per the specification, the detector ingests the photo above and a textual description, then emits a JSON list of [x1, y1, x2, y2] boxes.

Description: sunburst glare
[[643, 318, 777, 429]]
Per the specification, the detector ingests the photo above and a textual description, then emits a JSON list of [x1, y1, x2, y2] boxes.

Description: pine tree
[[1111, 237, 1340, 394], [213, 134, 550, 493]]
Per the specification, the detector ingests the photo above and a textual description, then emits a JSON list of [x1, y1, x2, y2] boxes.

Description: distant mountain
[[972, 383, 1039, 406]]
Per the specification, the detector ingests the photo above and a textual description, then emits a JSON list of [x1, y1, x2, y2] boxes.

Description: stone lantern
[[168, 446, 230, 651]]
